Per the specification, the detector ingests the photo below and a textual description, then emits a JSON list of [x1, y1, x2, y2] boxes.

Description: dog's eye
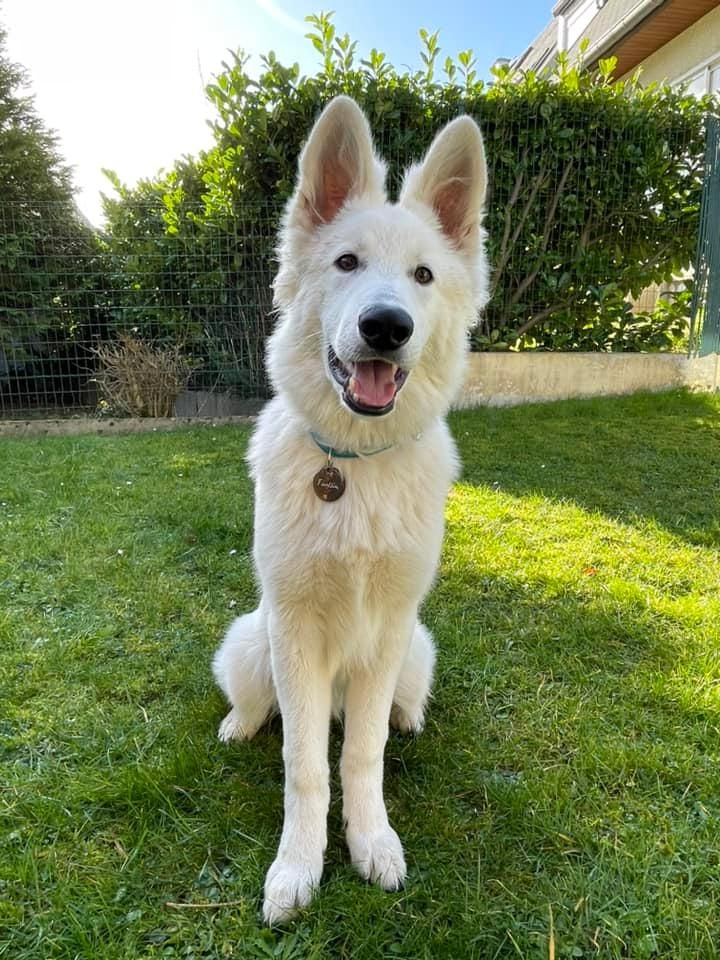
[[335, 253, 359, 272], [414, 265, 433, 285]]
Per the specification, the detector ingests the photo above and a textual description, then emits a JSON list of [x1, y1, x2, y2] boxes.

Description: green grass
[[2, 390, 720, 959]]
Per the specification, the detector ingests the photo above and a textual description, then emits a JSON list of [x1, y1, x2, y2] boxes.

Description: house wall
[[625, 5, 720, 86]]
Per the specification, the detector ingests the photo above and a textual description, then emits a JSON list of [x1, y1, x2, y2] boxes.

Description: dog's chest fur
[[246, 398, 458, 659]]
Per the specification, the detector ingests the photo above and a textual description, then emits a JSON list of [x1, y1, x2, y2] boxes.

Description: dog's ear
[[400, 115, 487, 255], [288, 96, 386, 229]]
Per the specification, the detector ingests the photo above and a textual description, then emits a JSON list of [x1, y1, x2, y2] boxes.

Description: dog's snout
[[358, 305, 414, 351]]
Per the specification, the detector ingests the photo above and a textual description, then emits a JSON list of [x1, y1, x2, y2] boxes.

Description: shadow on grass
[[97, 563, 718, 956], [9, 561, 716, 959], [450, 390, 720, 547], [179, 568, 705, 831]]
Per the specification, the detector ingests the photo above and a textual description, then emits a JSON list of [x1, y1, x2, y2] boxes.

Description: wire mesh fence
[[0, 202, 280, 419], [0, 107, 716, 420]]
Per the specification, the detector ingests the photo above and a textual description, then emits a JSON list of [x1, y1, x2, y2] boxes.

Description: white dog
[[213, 95, 488, 924]]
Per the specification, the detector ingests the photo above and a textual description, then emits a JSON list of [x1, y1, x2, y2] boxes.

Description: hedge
[[98, 14, 717, 393]]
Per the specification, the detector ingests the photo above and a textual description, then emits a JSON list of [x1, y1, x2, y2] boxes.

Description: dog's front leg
[[341, 618, 413, 891], [263, 618, 332, 925]]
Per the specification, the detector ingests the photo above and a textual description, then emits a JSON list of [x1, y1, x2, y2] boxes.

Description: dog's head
[[269, 96, 488, 445]]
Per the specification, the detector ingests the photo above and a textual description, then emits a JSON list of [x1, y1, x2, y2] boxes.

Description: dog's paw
[[262, 858, 320, 925], [346, 824, 407, 890], [390, 702, 425, 735], [217, 708, 256, 743]]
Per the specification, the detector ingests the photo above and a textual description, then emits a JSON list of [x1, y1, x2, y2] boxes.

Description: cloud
[[252, 0, 307, 36]]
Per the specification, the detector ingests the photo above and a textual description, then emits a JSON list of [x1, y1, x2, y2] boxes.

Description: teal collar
[[310, 431, 394, 459]]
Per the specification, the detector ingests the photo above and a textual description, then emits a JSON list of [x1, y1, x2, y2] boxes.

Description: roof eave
[[581, 0, 667, 67]]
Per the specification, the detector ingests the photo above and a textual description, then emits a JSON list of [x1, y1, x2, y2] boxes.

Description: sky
[[2, 0, 551, 225]]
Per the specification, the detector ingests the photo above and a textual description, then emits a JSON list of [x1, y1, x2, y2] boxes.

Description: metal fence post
[[690, 115, 720, 357]]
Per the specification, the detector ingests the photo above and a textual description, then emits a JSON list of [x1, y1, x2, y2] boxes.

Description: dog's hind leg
[[390, 621, 436, 734], [213, 604, 277, 742]]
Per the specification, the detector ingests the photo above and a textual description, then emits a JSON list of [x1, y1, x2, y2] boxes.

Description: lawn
[[2, 390, 720, 960]]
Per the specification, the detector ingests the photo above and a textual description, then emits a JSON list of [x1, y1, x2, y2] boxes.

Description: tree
[[0, 21, 72, 203], [0, 19, 106, 410]]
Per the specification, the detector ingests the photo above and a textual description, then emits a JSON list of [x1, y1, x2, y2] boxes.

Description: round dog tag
[[313, 465, 345, 501]]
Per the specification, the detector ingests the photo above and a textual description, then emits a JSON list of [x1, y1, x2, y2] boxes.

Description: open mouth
[[328, 346, 408, 416]]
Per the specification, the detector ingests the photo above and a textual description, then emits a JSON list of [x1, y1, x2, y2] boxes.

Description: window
[[686, 69, 709, 96], [675, 56, 720, 96]]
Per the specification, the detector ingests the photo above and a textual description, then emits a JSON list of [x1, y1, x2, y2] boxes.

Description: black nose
[[358, 305, 414, 351]]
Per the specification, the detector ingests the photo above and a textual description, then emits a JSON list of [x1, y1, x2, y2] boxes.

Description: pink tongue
[[351, 360, 397, 407]]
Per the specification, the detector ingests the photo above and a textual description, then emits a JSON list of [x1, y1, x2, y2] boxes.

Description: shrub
[[100, 179, 276, 396], [93, 335, 194, 418]]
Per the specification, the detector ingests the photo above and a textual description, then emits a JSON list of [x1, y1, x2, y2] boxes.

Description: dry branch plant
[[93, 335, 195, 418]]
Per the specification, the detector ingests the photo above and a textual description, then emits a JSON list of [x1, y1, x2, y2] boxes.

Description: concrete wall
[[0, 414, 255, 439], [175, 390, 260, 418], [458, 351, 719, 408], [626, 6, 720, 86], [3, 354, 718, 435]]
